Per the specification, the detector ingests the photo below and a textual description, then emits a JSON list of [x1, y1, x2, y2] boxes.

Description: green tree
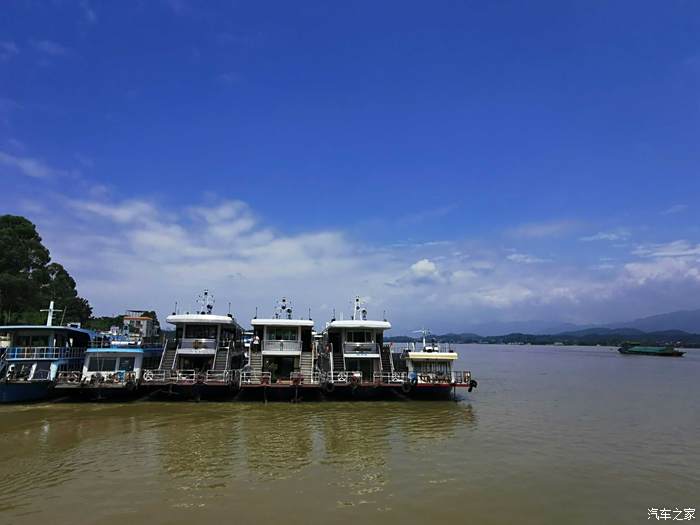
[[0, 215, 92, 324]]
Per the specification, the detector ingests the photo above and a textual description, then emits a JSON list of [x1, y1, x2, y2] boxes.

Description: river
[[0, 344, 697, 524]]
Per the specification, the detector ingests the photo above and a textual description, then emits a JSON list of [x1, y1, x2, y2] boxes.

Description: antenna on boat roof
[[308, 307, 312, 320], [228, 302, 231, 315], [174, 301, 178, 315], [197, 289, 215, 315], [59, 308, 66, 326], [254, 306, 258, 319], [383, 310, 387, 321], [41, 301, 62, 327], [331, 308, 336, 322]]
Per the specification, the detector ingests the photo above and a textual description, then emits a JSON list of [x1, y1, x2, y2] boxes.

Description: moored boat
[[392, 333, 477, 399], [0, 302, 92, 403], [141, 290, 245, 399], [239, 297, 319, 401], [617, 343, 685, 357]]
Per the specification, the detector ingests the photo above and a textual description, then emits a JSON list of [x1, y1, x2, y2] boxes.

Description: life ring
[[401, 382, 412, 394], [324, 381, 335, 393], [143, 370, 154, 382]]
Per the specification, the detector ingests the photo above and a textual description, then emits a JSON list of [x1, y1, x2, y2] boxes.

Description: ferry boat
[[319, 297, 397, 398], [392, 330, 477, 399], [141, 290, 245, 399], [54, 329, 164, 399], [0, 302, 92, 403], [239, 298, 317, 400]]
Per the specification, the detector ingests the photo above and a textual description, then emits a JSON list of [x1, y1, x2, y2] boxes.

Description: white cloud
[[31, 40, 68, 56], [506, 252, 550, 264], [579, 229, 630, 242], [508, 220, 577, 239], [662, 204, 687, 215], [81, 1, 97, 23], [632, 240, 700, 258], [0, 41, 19, 61], [0, 151, 68, 178]]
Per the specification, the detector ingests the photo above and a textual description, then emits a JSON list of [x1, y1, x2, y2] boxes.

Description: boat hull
[[618, 348, 685, 357], [0, 382, 52, 403]]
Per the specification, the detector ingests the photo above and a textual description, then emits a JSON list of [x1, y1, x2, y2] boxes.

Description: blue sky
[[1, 1, 699, 333]]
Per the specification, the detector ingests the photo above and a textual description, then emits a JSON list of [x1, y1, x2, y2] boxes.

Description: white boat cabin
[[324, 297, 391, 381], [249, 297, 314, 383], [404, 337, 458, 384]]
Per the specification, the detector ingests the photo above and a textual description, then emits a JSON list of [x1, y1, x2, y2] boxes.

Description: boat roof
[[166, 314, 240, 327], [327, 320, 391, 330], [0, 325, 95, 337], [407, 351, 458, 361], [251, 318, 314, 327], [86, 347, 144, 354]]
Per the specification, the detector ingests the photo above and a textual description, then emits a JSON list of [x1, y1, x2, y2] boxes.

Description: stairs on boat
[[299, 352, 314, 379], [332, 343, 345, 372], [380, 344, 393, 373], [159, 341, 178, 370], [213, 347, 230, 371], [392, 353, 408, 373], [249, 350, 263, 373]]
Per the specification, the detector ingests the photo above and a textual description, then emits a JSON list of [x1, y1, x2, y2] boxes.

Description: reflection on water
[[0, 344, 698, 525]]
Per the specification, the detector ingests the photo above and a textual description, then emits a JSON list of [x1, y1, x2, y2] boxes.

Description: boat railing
[[240, 370, 272, 385], [80, 371, 137, 386], [452, 370, 472, 384], [342, 342, 380, 355], [140, 369, 172, 384], [56, 371, 83, 384], [373, 371, 407, 384], [5, 347, 86, 360], [173, 369, 198, 384], [327, 370, 363, 384], [204, 369, 232, 384], [262, 340, 302, 353]]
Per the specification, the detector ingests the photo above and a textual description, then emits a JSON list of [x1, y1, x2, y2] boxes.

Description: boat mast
[[40, 301, 62, 327]]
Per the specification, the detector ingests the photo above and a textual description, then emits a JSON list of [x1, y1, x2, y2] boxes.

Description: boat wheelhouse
[[321, 297, 396, 389], [55, 331, 164, 398], [241, 297, 316, 388], [392, 331, 477, 398], [141, 290, 244, 397], [0, 302, 91, 403]]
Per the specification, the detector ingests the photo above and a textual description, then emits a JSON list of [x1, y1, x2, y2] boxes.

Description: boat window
[[266, 327, 298, 341], [413, 361, 451, 374], [184, 324, 218, 339], [31, 335, 50, 347], [118, 357, 135, 371], [87, 357, 118, 372], [346, 331, 373, 343], [15, 335, 31, 347]]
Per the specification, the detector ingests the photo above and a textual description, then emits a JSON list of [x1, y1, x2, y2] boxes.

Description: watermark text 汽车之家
[[648, 508, 696, 521]]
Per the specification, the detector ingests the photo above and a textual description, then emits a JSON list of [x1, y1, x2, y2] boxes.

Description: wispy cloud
[[508, 220, 577, 239], [0, 150, 68, 179], [579, 229, 630, 242], [633, 240, 700, 258], [506, 252, 551, 264], [80, 1, 97, 24], [0, 41, 19, 61], [661, 204, 687, 215], [31, 39, 68, 56]]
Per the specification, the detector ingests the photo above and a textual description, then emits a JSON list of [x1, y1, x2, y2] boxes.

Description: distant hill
[[605, 309, 700, 333]]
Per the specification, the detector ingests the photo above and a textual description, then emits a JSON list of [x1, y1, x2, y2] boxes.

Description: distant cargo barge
[[617, 344, 685, 357]]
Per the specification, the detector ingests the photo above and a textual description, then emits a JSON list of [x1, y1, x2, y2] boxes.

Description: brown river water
[[0, 344, 698, 525]]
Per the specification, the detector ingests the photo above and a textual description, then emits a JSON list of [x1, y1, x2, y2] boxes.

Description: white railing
[[56, 371, 82, 384], [327, 370, 363, 384], [204, 370, 231, 384], [80, 371, 137, 386], [262, 340, 301, 353], [373, 371, 407, 384], [342, 343, 379, 355], [5, 347, 86, 360], [240, 371, 272, 385], [180, 338, 216, 351], [453, 370, 472, 384], [141, 369, 172, 384]]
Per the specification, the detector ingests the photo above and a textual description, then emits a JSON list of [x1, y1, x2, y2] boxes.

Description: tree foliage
[[0, 215, 92, 324]]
